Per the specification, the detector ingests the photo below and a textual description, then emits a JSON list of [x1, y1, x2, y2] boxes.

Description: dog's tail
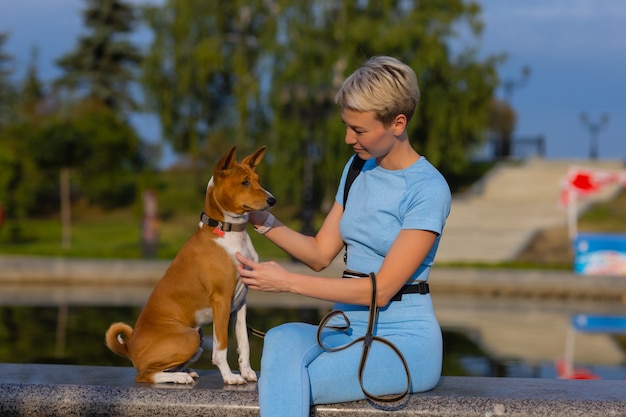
[[105, 322, 133, 358]]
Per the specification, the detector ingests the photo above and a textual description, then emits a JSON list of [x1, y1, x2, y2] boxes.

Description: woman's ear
[[393, 114, 408, 135]]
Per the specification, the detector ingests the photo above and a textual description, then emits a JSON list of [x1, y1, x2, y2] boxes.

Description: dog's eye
[[242, 179, 250, 186]]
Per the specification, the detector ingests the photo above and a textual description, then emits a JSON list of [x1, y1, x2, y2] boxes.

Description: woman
[[236, 56, 451, 416]]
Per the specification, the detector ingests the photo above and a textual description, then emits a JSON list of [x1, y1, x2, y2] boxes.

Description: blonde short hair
[[335, 56, 420, 126]]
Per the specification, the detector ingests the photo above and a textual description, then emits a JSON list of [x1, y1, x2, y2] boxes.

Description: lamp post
[[502, 66, 531, 104], [579, 112, 609, 160]]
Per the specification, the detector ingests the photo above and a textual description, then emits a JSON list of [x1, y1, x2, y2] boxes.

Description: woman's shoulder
[[406, 158, 451, 200], [409, 157, 447, 181]]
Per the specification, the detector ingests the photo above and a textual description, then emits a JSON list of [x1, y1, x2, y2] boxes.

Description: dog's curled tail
[[105, 322, 133, 358]]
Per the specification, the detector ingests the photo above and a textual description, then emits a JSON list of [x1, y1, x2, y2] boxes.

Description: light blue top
[[336, 155, 451, 282]]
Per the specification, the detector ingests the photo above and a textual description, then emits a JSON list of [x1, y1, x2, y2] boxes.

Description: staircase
[[436, 158, 625, 263]]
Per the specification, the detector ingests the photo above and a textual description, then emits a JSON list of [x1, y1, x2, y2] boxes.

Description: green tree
[[1, 17, 145, 244], [139, 0, 500, 217], [267, 0, 500, 211], [0, 122, 41, 241], [488, 97, 517, 158], [42, 0, 145, 243], [0, 32, 20, 238], [1, 50, 73, 243], [17, 48, 50, 122], [22, 101, 143, 246], [55, 0, 142, 111], [70, 100, 143, 208], [0, 32, 16, 130], [31, 119, 88, 248], [141, 0, 278, 166]]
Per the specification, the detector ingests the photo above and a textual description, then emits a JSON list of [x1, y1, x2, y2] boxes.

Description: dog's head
[[207, 146, 276, 217]]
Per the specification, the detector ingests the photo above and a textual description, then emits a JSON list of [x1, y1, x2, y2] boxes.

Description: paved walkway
[[436, 158, 625, 263]]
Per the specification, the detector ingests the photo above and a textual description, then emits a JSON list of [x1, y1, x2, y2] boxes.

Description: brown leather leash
[[248, 326, 266, 338], [252, 156, 411, 400], [316, 272, 411, 403]]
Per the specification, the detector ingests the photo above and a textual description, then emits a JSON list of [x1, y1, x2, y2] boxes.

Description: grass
[[1, 171, 625, 266], [0, 205, 296, 261], [578, 189, 626, 233], [0, 165, 298, 260]]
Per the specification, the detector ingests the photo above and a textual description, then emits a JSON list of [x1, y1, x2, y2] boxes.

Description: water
[[1, 286, 625, 379], [0, 304, 487, 376]]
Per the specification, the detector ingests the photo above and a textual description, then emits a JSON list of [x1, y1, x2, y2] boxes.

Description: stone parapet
[[0, 364, 624, 417]]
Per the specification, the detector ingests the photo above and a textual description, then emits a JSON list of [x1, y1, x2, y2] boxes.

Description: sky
[[1, 0, 625, 165], [477, 0, 626, 162]]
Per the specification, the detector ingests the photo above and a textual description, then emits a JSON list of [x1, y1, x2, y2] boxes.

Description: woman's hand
[[247, 211, 269, 228], [236, 252, 291, 293]]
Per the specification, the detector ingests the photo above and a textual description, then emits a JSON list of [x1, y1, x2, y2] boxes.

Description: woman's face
[[341, 108, 397, 161]]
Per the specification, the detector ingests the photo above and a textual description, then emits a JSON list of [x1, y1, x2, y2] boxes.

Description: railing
[[511, 135, 546, 159], [476, 135, 546, 161]]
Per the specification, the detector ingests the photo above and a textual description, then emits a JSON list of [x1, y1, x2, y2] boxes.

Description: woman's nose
[[344, 130, 356, 145]]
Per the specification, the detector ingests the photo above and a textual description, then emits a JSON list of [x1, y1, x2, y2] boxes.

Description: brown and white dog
[[105, 146, 275, 384]]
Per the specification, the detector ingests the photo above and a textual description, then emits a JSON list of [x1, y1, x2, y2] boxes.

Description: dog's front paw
[[240, 367, 257, 382], [222, 372, 247, 385]]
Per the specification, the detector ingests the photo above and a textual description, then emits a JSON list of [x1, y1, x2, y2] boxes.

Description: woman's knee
[[264, 322, 316, 348], [261, 323, 320, 367]]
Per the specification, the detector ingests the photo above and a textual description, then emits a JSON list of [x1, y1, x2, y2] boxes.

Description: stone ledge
[[3, 255, 626, 302], [0, 364, 625, 416]]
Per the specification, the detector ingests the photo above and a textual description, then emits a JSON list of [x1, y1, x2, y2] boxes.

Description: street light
[[579, 112, 609, 160], [502, 66, 531, 104]]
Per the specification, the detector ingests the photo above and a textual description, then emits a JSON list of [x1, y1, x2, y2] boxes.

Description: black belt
[[342, 270, 429, 301], [391, 282, 430, 301]]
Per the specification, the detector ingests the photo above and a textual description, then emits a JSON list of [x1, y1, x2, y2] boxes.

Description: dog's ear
[[215, 146, 237, 175], [241, 146, 266, 171]]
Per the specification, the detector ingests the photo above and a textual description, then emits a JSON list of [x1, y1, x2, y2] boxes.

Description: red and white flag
[[560, 167, 620, 206]]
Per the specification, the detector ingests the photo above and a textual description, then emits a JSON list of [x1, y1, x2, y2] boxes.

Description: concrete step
[[437, 158, 625, 263]]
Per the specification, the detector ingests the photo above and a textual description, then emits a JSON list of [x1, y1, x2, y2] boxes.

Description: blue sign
[[573, 233, 626, 275]]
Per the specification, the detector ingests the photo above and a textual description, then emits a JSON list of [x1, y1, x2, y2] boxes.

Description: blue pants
[[258, 293, 442, 416]]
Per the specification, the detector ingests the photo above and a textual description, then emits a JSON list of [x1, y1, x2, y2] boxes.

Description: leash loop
[[316, 272, 411, 403]]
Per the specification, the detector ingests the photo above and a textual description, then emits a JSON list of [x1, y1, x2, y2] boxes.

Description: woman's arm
[[374, 229, 438, 305], [250, 203, 346, 271], [237, 228, 437, 307]]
